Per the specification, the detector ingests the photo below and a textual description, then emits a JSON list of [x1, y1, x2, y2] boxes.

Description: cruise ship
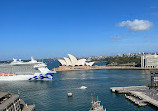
[[0, 57, 56, 81]]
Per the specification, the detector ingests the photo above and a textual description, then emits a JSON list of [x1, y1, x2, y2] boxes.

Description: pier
[[125, 94, 147, 106], [110, 86, 158, 108]]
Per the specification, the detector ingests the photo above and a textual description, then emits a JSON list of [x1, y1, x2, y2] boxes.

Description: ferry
[[0, 57, 56, 81]]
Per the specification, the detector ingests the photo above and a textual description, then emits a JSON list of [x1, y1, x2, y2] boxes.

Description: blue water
[[0, 61, 156, 111]]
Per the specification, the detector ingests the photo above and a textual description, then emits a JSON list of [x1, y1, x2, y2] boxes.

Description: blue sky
[[0, 0, 158, 60]]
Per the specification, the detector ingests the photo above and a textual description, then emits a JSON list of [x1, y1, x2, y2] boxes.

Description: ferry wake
[[0, 57, 56, 81]]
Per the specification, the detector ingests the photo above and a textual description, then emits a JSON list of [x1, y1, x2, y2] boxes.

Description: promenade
[[54, 66, 158, 72]]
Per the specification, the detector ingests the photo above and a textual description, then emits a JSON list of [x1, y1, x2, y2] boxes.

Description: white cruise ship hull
[[0, 72, 55, 81], [0, 75, 37, 81]]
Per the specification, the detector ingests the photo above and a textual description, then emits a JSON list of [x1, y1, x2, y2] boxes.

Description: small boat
[[67, 92, 73, 97], [80, 86, 87, 89], [89, 96, 106, 111]]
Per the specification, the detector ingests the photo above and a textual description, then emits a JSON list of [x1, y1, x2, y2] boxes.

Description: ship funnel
[[31, 56, 34, 61], [13, 58, 17, 62], [30, 56, 37, 63]]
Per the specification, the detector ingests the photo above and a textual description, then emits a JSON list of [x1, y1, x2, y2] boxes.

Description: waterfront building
[[58, 54, 94, 66], [141, 54, 158, 68], [0, 91, 35, 111]]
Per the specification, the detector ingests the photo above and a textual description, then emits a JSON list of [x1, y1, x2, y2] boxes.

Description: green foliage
[[148, 81, 158, 87], [93, 56, 141, 66], [5, 92, 11, 98]]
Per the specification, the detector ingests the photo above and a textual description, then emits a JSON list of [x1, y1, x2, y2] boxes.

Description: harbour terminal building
[[141, 54, 158, 68], [56, 54, 94, 71]]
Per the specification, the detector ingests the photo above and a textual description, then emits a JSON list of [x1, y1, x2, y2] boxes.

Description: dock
[[125, 94, 147, 106], [110, 86, 158, 108]]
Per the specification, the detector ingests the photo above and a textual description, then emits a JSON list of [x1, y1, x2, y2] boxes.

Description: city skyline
[[0, 0, 158, 60]]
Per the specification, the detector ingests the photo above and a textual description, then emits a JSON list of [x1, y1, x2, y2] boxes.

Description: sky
[[0, 0, 158, 60]]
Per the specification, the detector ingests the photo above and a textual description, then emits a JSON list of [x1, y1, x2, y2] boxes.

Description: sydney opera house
[[56, 54, 94, 71], [58, 54, 94, 66]]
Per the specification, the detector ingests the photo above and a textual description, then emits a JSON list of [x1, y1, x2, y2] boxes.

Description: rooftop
[[0, 94, 19, 110], [0, 92, 8, 99]]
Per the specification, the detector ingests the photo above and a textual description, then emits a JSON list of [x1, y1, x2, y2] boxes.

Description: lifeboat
[[0, 73, 14, 76]]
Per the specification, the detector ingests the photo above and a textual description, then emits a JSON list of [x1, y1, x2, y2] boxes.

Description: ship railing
[[14, 72, 35, 75]]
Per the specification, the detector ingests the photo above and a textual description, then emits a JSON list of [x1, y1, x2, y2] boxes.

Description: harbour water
[[0, 61, 156, 111]]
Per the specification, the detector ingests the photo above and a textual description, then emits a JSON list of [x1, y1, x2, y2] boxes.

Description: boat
[[67, 92, 73, 97], [89, 96, 106, 111], [0, 57, 56, 81], [80, 86, 87, 89]]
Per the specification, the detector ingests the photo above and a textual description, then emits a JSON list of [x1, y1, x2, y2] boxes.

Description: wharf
[[125, 94, 147, 106], [110, 86, 158, 108], [54, 66, 158, 72]]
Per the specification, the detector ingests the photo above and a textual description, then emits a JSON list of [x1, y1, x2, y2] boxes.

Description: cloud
[[110, 36, 121, 41], [123, 32, 133, 36], [118, 19, 153, 32]]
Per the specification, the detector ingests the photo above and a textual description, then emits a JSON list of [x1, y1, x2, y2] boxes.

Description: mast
[[91, 95, 93, 104]]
